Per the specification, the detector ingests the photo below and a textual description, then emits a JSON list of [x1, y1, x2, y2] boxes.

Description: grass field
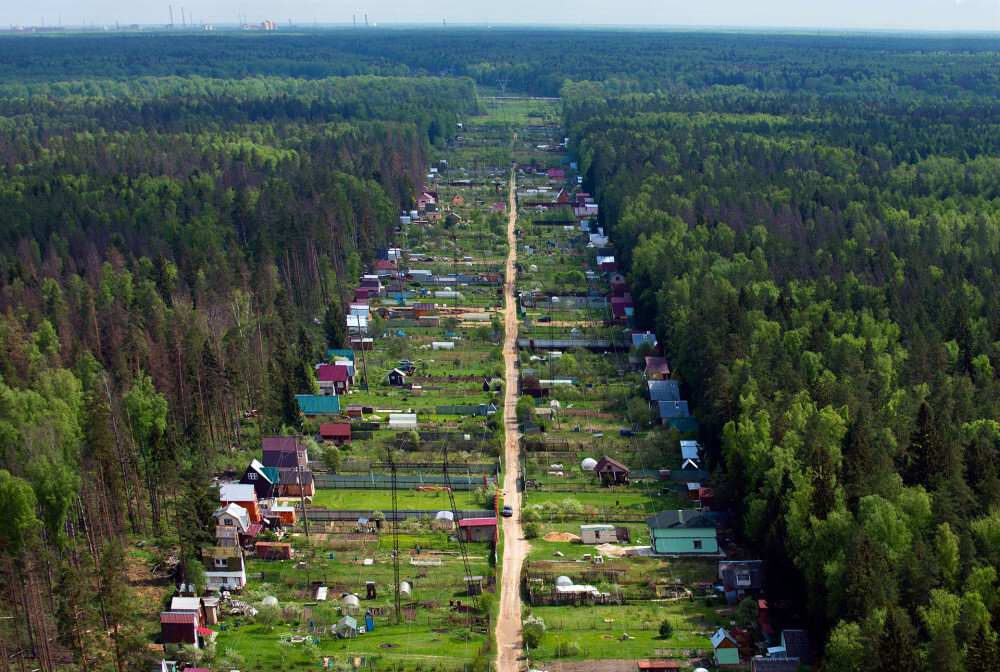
[[310, 487, 484, 512]]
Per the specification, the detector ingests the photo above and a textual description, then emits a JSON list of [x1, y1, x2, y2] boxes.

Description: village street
[[496, 165, 527, 672]]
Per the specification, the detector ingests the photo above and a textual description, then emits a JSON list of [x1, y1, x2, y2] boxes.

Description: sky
[[3, 0, 999, 32]]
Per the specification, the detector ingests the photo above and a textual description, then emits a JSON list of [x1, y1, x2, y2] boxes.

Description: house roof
[[781, 630, 812, 663], [161, 611, 198, 624], [212, 503, 249, 530], [646, 510, 718, 530], [648, 380, 681, 402], [319, 423, 351, 437], [644, 356, 671, 375], [246, 459, 276, 484], [680, 440, 701, 459], [750, 659, 801, 672], [389, 368, 406, 377], [710, 627, 738, 649], [375, 260, 397, 270], [295, 394, 341, 415], [219, 483, 256, 503], [595, 455, 629, 473], [170, 597, 202, 612], [658, 400, 691, 418], [316, 364, 349, 382], [458, 517, 498, 527], [261, 436, 298, 452], [719, 560, 763, 589]]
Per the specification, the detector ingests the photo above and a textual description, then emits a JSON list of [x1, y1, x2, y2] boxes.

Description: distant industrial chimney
[[181, 6, 185, 27], [169, 5, 174, 28]]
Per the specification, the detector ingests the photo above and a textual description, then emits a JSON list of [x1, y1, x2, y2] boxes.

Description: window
[[693, 540, 703, 550], [248, 472, 257, 481], [214, 558, 226, 568], [223, 518, 233, 526]]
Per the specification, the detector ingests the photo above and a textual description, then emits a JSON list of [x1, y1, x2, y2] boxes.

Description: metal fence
[[314, 473, 497, 490], [302, 508, 496, 522]]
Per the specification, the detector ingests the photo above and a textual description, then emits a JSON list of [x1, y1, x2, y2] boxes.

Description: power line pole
[[296, 460, 310, 540]]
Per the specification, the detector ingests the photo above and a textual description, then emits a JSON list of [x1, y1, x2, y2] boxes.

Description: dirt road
[[496, 167, 528, 672]]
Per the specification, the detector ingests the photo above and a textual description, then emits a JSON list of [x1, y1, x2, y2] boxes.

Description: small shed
[[336, 615, 358, 638], [594, 455, 630, 485], [711, 628, 740, 666], [255, 542, 292, 560], [387, 369, 407, 387], [319, 423, 352, 445], [160, 611, 199, 648], [579, 524, 616, 544], [458, 517, 498, 543], [464, 576, 484, 596], [342, 594, 362, 616]]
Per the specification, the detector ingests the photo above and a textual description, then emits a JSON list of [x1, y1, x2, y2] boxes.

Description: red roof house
[[610, 296, 633, 318], [160, 611, 199, 648], [458, 517, 498, 543], [319, 423, 352, 445], [594, 455, 630, 484], [316, 364, 351, 394], [375, 259, 397, 272]]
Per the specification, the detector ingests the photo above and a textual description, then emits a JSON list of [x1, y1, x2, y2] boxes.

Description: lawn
[[310, 487, 484, 512], [527, 601, 720, 662]]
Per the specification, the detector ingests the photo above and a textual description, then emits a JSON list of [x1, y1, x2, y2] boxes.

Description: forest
[[565, 57, 1000, 672], [0, 63, 477, 670]]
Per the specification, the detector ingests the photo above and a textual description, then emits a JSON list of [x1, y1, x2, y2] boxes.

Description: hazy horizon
[[4, 0, 999, 33]]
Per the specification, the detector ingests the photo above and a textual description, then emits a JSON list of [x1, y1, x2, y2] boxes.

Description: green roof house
[[295, 394, 340, 416], [645, 510, 718, 555]]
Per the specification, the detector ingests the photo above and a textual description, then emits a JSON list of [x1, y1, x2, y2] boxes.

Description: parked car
[[620, 429, 636, 437], [501, 505, 513, 517], [538, 316, 552, 323]]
